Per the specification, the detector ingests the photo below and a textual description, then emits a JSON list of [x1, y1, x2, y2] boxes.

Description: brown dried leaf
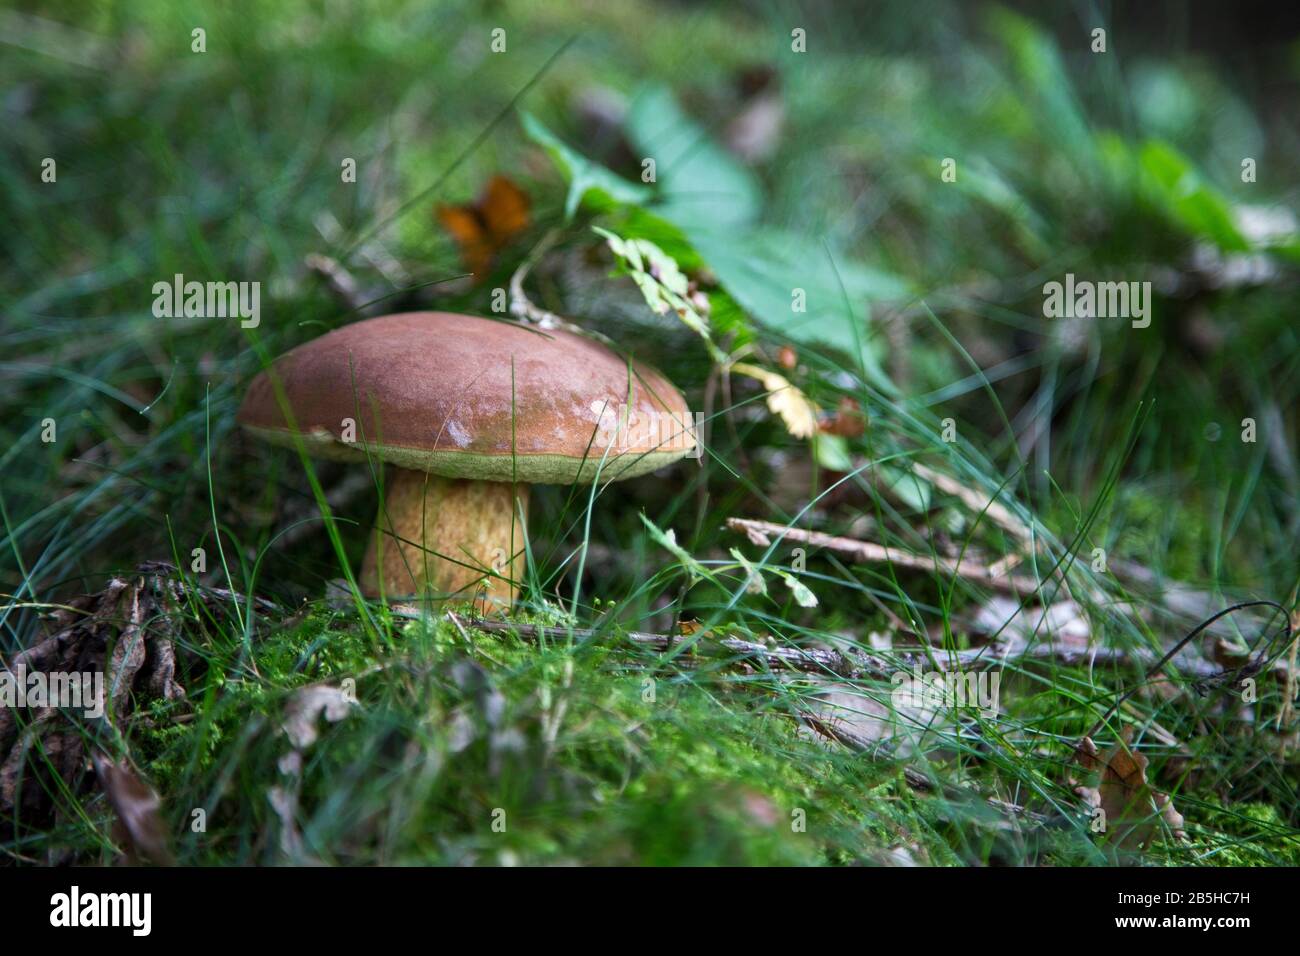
[[106, 583, 148, 718], [676, 618, 704, 637], [436, 175, 531, 281], [0, 564, 212, 824], [1071, 730, 1186, 851], [93, 753, 173, 865], [146, 634, 186, 702], [818, 397, 867, 438]]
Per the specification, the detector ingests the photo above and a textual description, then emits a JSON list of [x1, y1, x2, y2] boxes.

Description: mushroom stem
[[359, 467, 529, 607]]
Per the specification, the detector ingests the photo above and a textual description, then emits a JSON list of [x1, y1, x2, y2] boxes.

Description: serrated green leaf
[[595, 227, 722, 359]]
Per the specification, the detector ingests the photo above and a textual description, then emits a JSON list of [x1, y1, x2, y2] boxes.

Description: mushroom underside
[[359, 467, 529, 606]]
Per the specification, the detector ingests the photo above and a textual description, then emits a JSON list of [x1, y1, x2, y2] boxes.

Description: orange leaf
[[436, 175, 531, 281], [819, 396, 867, 438]]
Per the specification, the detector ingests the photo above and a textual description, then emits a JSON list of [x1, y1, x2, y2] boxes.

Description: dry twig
[[726, 517, 1044, 595]]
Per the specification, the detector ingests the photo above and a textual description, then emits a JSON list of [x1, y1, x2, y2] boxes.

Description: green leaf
[[776, 571, 818, 608], [812, 433, 853, 472], [613, 207, 703, 270], [987, 8, 1096, 171], [527, 96, 907, 389], [594, 227, 723, 360], [1138, 140, 1250, 252], [705, 288, 756, 349], [949, 156, 1049, 258], [624, 84, 762, 231], [690, 228, 907, 390], [521, 112, 651, 220]]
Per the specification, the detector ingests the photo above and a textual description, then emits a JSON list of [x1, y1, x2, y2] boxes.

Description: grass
[[2, 0, 1299, 866]]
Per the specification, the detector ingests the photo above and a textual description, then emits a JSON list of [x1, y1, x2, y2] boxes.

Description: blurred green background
[[1, 0, 1297, 865]]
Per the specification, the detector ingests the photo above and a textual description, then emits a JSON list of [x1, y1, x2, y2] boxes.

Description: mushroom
[[237, 312, 696, 605]]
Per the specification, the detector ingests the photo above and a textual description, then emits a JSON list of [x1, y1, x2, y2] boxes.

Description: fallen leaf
[[267, 784, 304, 859], [279, 683, 355, 749], [738, 788, 781, 827], [877, 844, 927, 866], [972, 596, 1092, 652], [1212, 635, 1252, 668], [436, 174, 530, 280], [0, 563, 195, 824], [1071, 730, 1186, 851], [801, 681, 946, 757], [92, 753, 173, 865]]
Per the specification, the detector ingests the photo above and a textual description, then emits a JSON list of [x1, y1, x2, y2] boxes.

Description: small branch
[[726, 517, 1043, 595], [507, 231, 618, 345], [508, 230, 565, 328], [911, 463, 1032, 544], [436, 611, 886, 679], [421, 611, 1242, 683]]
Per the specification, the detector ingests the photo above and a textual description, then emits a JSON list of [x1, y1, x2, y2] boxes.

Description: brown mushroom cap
[[237, 312, 696, 483]]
